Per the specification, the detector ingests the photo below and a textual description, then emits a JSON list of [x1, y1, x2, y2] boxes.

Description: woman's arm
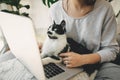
[[96, 14, 119, 63], [60, 52, 101, 68]]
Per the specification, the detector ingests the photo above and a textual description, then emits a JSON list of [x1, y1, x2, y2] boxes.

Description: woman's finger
[[63, 57, 72, 61], [64, 61, 69, 64], [66, 64, 72, 68], [63, 57, 69, 61], [59, 53, 69, 57]]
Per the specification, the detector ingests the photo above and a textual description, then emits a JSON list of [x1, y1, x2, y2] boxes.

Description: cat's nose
[[47, 31, 52, 35]]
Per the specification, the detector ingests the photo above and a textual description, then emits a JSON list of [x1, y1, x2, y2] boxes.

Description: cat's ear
[[60, 20, 66, 27], [61, 20, 66, 33], [53, 21, 56, 25]]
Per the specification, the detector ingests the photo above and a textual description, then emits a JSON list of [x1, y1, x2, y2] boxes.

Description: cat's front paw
[[42, 57, 62, 65], [42, 58, 50, 65]]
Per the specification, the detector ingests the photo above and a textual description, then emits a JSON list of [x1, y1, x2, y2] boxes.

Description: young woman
[[48, 0, 120, 79], [0, 0, 119, 80]]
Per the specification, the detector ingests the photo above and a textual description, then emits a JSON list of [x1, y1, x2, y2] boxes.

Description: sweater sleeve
[[97, 13, 119, 62]]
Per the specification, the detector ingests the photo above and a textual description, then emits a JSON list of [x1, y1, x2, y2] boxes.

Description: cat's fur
[[41, 20, 69, 65], [41, 20, 101, 79]]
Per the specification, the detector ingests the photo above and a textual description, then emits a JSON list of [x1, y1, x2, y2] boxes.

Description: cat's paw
[[53, 59, 62, 64], [42, 58, 50, 65], [42, 57, 62, 65]]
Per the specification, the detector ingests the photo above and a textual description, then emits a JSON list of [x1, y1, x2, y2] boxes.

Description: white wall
[[30, 0, 51, 42], [30, 0, 50, 32], [20, 0, 50, 32]]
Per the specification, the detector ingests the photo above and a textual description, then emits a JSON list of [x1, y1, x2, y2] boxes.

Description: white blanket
[[0, 59, 36, 80]]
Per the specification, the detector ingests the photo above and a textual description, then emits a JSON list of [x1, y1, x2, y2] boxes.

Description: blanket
[[0, 58, 37, 80]]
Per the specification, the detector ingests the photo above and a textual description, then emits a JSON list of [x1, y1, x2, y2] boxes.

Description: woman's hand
[[60, 52, 86, 68], [60, 52, 101, 68]]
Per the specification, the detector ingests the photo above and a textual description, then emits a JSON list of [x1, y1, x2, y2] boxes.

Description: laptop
[[0, 12, 83, 80]]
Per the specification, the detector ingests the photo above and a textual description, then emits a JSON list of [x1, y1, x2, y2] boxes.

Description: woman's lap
[[69, 62, 120, 80], [95, 62, 120, 80]]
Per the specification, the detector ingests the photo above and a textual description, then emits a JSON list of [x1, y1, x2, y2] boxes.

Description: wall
[[111, 0, 120, 33], [29, 0, 50, 33], [30, 0, 51, 42], [20, 0, 50, 30]]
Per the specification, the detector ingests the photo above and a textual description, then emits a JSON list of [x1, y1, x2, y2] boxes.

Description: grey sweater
[[0, 0, 119, 80], [49, 0, 119, 62]]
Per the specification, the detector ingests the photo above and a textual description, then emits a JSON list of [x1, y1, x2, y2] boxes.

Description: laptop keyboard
[[43, 63, 65, 79]]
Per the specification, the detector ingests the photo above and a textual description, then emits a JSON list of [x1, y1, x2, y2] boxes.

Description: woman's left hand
[[59, 52, 86, 68]]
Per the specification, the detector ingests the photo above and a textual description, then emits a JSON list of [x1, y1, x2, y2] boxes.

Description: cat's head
[[47, 20, 66, 39]]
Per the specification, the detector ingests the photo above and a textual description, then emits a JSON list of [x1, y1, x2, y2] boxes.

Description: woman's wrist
[[82, 53, 101, 65]]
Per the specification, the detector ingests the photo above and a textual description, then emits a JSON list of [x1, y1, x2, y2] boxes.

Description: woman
[[48, 0, 120, 80], [0, 0, 119, 80]]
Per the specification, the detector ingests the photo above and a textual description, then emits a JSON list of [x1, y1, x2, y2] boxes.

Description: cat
[[41, 20, 70, 65], [41, 20, 101, 79]]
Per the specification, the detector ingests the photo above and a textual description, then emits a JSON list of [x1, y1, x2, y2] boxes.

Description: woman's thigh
[[95, 62, 120, 80]]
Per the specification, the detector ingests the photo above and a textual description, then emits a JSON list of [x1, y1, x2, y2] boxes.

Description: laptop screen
[[0, 12, 45, 80]]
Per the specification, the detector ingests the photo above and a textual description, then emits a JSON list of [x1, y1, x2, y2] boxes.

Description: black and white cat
[[41, 20, 70, 65], [41, 20, 101, 79]]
